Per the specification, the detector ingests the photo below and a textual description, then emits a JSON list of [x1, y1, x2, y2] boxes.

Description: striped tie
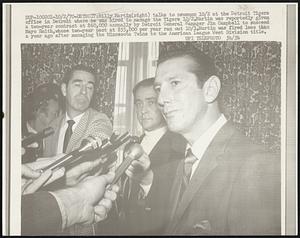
[[179, 148, 197, 202]]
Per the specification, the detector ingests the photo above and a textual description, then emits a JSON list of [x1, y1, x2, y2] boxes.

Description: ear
[[203, 76, 221, 103], [61, 83, 67, 97]]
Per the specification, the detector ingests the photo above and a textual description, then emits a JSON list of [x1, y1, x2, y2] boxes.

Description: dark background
[[21, 43, 119, 122]]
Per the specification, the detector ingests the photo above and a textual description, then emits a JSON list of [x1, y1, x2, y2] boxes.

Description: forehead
[[46, 99, 59, 110], [70, 70, 95, 83], [155, 56, 197, 81], [135, 85, 157, 100]]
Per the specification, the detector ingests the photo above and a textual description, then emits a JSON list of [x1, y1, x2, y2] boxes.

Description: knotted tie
[[179, 148, 197, 202], [63, 119, 75, 153]]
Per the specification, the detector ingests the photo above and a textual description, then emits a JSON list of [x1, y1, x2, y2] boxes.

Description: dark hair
[[132, 77, 155, 98], [23, 83, 63, 121], [62, 64, 96, 85], [157, 47, 217, 87]]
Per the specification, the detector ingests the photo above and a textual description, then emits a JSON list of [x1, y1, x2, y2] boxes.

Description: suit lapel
[[149, 132, 169, 164], [164, 159, 184, 234], [170, 150, 218, 232], [66, 109, 90, 153], [167, 122, 236, 233]]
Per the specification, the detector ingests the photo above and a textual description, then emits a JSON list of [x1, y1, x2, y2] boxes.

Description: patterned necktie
[[179, 148, 197, 202], [63, 119, 75, 153]]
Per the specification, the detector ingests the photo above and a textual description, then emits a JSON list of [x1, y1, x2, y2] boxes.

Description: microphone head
[[125, 143, 144, 159]]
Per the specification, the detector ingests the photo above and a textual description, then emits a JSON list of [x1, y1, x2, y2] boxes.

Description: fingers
[[102, 171, 115, 184], [23, 169, 52, 194], [27, 142, 39, 148], [30, 155, 64, 170], [44, 167, 66, 186], [22, 164, 41, 179], [104, 188, 118, 201], [67, 160, 99, 178], [94, 205, 107, 223]]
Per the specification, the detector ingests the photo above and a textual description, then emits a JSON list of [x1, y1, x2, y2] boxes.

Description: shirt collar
[[186, 114, 227, 159], [65, 112, 85, 125], [144, 126, 167, 137]]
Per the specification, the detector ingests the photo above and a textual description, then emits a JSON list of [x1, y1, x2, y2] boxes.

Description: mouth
[[142, 118, 152, 122], [163, 109, 179, 119], [76, 97, 88, 103]]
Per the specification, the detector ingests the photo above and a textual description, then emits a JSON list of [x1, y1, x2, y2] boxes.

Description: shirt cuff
[[139, 183, 152, 198], [49, 191, 67, 231]]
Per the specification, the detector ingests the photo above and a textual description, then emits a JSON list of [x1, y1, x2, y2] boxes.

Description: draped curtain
[[113, 42, 159, 136]]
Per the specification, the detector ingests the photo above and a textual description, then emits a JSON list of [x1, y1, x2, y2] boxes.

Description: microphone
[[78, 136, 103, 152], [22, 127, 54, 147], [109, 143, 144, 186], [41, 136, 102, 172]]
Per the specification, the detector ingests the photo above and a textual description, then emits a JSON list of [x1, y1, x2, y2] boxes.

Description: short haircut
[[24, 83, 62, 121], [62, 64, 96, 85], [157, 47, 217, 87], [132, 77, 155, 98]]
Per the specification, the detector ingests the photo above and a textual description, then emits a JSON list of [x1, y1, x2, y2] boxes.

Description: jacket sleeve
[[21, 191, 62, 235]]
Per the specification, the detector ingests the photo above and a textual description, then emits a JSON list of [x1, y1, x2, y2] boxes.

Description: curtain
[[113, 42, 159, 136], [21, 43, 119, 122]]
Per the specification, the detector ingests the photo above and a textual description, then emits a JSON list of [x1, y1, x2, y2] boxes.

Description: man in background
[[43, 65, 112, 158], [106, 78, 185, 235], [154, 48, 280, 235], [22, 83, 62, 163], [42, 64, 113, 235]]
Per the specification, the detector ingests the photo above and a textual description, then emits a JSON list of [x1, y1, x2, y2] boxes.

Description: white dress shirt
[[141, 126, 167, 155], [56, 112, 85, 154], [187, 114, 227, 180], [139, 126, 167, 197]]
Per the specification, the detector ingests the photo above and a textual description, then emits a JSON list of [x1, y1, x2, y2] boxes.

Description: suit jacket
[[115, 130, 186, 235], [22, 192, 62, 235], [165, 122, 281, 235], [42, 108, 112, 235], [43, 108, 112, 157]]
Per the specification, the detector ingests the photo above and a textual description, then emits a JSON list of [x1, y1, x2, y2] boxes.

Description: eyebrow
[[72, 79, 95, 85], [134, 97, 156, 103]]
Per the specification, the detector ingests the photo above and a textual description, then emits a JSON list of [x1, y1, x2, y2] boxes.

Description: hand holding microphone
[[22, 127, 54, 147], [107, 142, 153, 189]]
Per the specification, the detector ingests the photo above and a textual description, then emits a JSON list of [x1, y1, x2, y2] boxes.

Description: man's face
[[44, 99, 60, 125], [155, 56, 207, 135], [62, 70, 95, 116], [37, 99, 60, 131], [134, 85, 165, 131]]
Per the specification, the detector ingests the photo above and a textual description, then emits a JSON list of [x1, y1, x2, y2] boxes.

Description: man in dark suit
[[153, 48, 281, 235], [115, 78, 185, 235]]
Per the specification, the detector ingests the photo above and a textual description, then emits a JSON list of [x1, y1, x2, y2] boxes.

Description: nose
[[80, 85, 87, 95], [141, 103, 149, 114], [157, 85, 171, 108]]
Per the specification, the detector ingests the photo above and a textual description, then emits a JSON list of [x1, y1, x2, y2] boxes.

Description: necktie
[[63, 119, 75, 153], [179, 148, 197, 202]]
